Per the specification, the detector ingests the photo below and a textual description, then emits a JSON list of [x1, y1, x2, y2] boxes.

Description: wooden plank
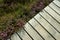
[[49, 2, 60, 15], [34, 14, 60, 40], [24, 23, 43, 40], [44, 6, 60, 23], [11, 33, 21, 40], [53, 0, 60, 7], [40, 10, 60, 33], [16, 29, 32, 40], [29, 18, 54, 40]]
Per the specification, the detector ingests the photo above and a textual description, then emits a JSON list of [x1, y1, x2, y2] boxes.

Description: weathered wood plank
[[49, 2, 60, 15], [34, 14, 60, 40], [44, 6, 60, 23], [24, 23, 43, 40], [40, 10, 60, 33], [53, 0, 60, 7], [29, 18, 54, 40], [11, 33, 21, 40]]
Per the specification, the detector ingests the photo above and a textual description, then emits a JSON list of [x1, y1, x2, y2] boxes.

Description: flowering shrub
[[0, 0, 53, 40]]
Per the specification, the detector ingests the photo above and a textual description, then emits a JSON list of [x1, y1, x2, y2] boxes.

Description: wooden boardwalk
[[9, 0, 60, 40]]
